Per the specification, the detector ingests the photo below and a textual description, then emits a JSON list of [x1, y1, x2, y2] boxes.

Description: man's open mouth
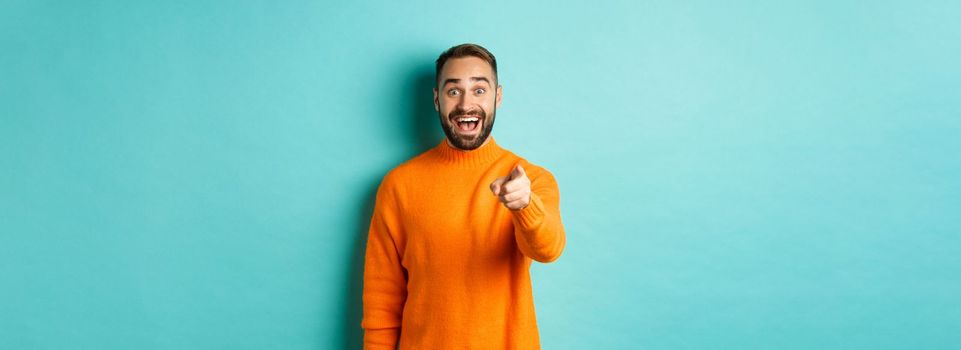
[[452, 115, 482, 133]]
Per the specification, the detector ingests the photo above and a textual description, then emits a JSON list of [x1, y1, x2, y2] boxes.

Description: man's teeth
[[455, 116, 480, 122]]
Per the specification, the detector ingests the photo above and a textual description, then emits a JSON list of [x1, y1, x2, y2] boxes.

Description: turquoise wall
[[2, 1, 959, 349]]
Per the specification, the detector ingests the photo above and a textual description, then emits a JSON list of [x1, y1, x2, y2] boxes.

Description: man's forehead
[[440, 57, 495, 80]]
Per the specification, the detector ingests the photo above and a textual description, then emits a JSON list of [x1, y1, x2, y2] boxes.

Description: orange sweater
[[361, 137, 566, 349]]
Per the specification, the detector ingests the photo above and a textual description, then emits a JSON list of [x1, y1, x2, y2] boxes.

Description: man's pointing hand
[[490, 163, 531, 211]]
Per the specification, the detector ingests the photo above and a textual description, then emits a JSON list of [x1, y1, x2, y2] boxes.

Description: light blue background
[[2, 1, 959, 349]]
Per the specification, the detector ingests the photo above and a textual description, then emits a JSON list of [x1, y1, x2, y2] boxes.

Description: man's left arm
[[491, 162, 567, 263]]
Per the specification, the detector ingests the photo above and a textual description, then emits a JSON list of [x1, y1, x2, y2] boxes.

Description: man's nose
[[456, 94, 470, 108]]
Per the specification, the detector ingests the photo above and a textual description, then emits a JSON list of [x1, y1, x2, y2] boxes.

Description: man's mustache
[[450, 107, 485, 118]]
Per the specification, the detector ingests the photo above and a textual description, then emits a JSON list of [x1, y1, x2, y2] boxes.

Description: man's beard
[[439, 106, 495, 150]]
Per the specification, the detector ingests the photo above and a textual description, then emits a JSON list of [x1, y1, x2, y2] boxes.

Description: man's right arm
[[361, 177, 407, 349]]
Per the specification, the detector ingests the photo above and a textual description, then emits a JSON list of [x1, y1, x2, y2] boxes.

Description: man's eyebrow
[[442, 77, 492, 86]]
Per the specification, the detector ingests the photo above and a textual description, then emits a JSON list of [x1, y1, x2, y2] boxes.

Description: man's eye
[[447, 89, 460, 96], [474, 88, 486, 94]]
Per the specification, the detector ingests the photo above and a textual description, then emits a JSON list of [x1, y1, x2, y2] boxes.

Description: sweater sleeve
[[361, 176, 408, 349], [510, 165, 567, 263]]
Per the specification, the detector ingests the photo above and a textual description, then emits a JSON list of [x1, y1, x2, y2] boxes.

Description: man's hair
[[435, 43, 497, 86]]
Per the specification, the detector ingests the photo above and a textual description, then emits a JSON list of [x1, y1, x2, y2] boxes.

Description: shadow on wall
[[340, 60, 438, 349]]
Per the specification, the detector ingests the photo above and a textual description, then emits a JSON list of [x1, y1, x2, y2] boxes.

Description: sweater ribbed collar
[[433, 136, 505, 167]]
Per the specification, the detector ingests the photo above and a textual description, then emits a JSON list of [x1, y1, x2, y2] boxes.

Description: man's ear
[[433, 87, 440, 112], [495, 85, 503, 109]]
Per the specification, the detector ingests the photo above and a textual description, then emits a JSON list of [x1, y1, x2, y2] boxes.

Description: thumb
[[490, 176, 508, 196], [510, 163, 526, 180]]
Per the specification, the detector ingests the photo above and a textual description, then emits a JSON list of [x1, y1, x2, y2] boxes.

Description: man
[[361, 43, 566, 349]]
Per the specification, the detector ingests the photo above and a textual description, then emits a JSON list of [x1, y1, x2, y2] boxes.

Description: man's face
[[434, 56, 502, 150]]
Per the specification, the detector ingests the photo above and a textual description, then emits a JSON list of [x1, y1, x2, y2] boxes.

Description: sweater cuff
[[511, 192, 545, 232], [364, 327, 400, 349]]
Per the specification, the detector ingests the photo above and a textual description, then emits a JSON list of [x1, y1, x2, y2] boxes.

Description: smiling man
[[361, 43, 567, 349]]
